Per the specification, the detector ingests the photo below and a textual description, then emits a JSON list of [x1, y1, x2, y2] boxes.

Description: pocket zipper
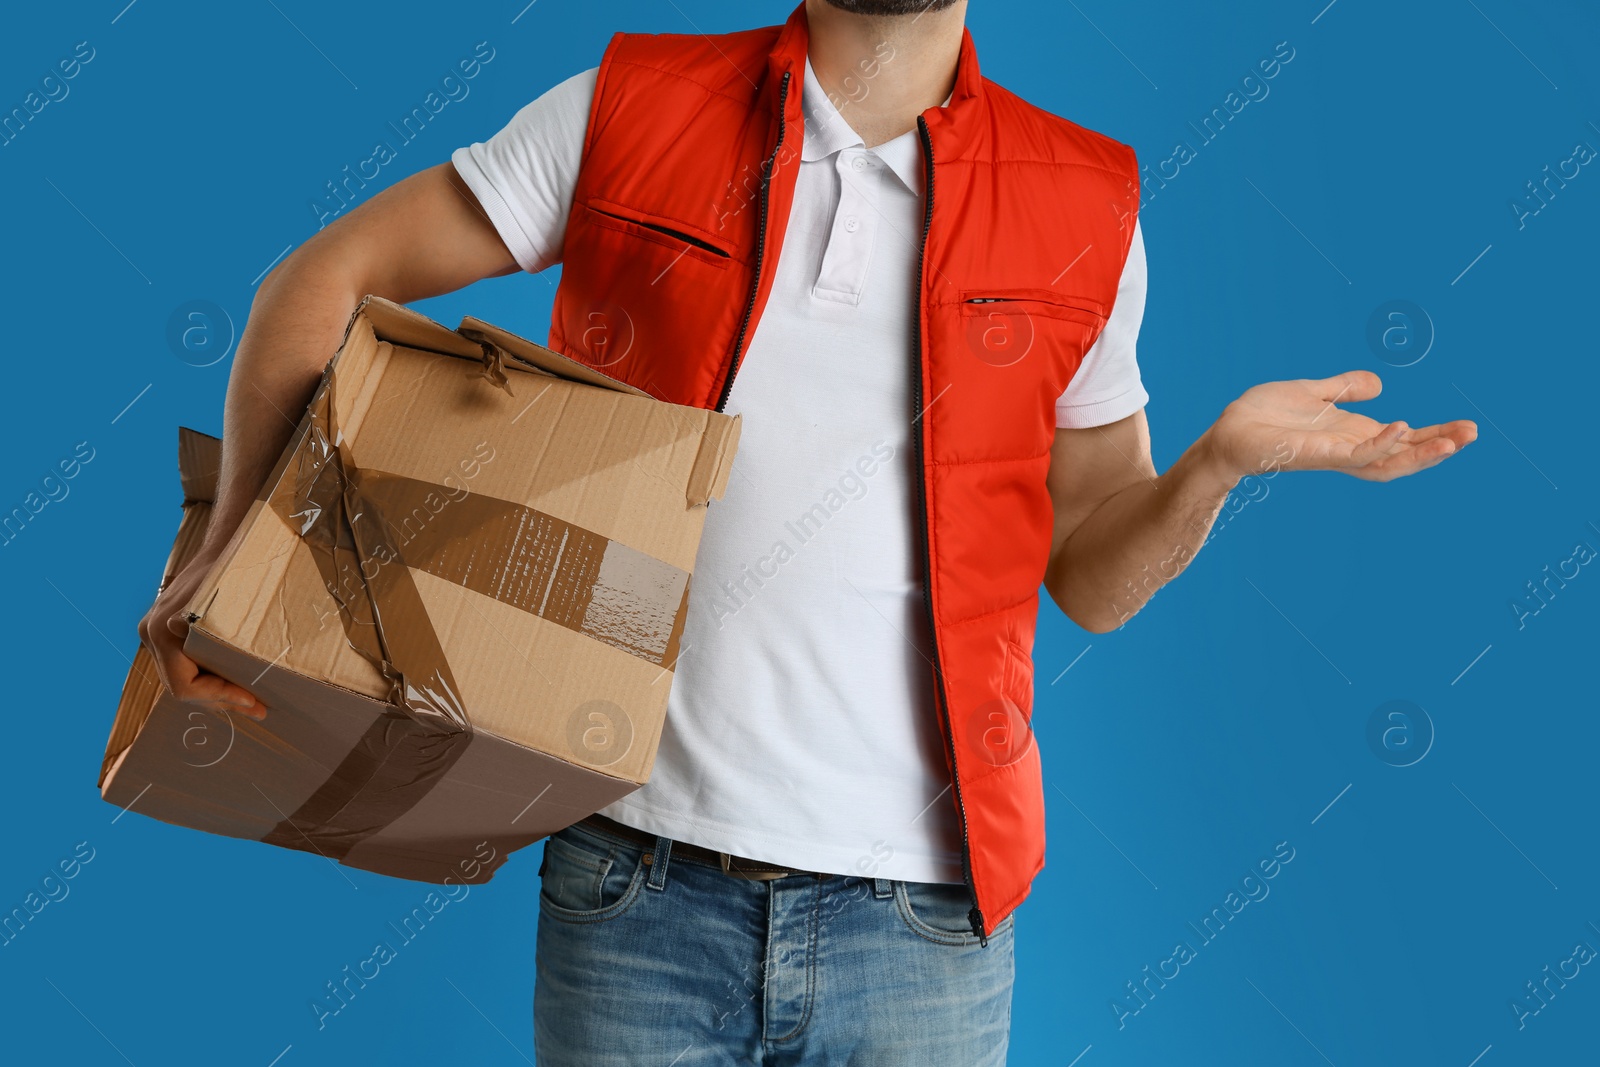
[[962, 292, 1107, 318], [588, 205, 730, 258]]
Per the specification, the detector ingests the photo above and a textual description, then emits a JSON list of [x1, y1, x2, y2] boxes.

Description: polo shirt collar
[[799, 56, 944, 196], [768, 2, 985, 168]]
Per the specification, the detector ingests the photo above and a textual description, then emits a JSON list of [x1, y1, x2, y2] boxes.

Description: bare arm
[[1044, 409, 1236, 633], [137, 162, 518, 716], [1045, 371, 1478, 634]]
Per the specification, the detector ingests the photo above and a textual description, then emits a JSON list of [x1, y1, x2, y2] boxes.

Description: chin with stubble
[[820, 0, 962, 15]]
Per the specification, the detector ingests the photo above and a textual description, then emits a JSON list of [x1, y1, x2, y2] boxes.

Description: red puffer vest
[[548, 2, 1140, 941]]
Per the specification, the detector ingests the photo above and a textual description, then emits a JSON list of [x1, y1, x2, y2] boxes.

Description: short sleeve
[[449, 67, 598, 274], [1055, 219, 1149, 428]]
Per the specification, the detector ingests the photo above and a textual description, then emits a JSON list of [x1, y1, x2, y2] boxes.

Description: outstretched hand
[[1202, 370, 1478, 483]]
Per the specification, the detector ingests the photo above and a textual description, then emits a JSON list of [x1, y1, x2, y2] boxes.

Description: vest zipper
[[913, 114, 987, 948], [713, 69, 792, 413], [705, 81, 988, 944]]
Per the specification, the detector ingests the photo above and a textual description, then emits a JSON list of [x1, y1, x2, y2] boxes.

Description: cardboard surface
[[100, 296, 739, 883]]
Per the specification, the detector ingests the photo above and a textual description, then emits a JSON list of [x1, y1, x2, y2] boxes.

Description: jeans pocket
[[894, 880, 1014, 946], [538, 825, 646, 924]]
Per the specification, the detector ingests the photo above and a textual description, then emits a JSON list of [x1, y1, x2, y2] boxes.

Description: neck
[[803, 0, 967, 148]]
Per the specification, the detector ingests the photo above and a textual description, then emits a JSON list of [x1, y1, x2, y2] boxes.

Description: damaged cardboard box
[[99, 295, 740, 884]]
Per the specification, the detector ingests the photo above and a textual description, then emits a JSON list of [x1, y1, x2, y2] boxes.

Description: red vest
[[549, 2, 1140, 940]]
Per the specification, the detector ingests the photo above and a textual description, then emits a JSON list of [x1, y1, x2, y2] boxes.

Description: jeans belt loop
[[646, 834, 672, 891]]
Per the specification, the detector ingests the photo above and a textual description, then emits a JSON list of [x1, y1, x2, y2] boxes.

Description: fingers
[[1399, 419, 1479, 449], [1345, 419, 1410, 467], [179, 675, 267, 720], [1351, 430, 1470, 482], [1367, 418, 1479, 479], [140, 605, 187, 696], [1308, 369, 1382, 404], [140, 617, 177, 695], [155, 636, 265, 720]]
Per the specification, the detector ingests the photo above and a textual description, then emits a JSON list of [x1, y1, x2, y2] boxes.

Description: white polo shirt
[[452, 58, 1148, 884]]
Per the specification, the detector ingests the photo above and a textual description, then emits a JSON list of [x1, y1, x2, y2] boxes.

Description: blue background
[[2, 1, 1596, 1064]]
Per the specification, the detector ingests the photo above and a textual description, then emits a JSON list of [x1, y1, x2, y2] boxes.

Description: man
[[138, 0, 1476, 1061]]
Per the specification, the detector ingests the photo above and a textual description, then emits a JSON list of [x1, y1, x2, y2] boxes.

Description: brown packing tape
[[255, 345, 694, 854], [101, 297, 742, 882], [278, 371, 471, 731], [258, 712, 470, 861], [259, 367, 474, 852], [272, 368, 694, 676], [352, 469, 691, 666]]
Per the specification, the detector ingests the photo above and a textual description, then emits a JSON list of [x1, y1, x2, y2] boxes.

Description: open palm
[[1208, 370, 1478, 483]]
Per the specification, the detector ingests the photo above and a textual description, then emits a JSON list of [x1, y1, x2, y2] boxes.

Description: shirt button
[[844, 216, 860, 232], [852, 156, 869, 172]]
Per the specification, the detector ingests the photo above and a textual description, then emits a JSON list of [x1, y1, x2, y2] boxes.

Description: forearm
[[1042, 368, 1477, 633], [197, 254, 367, 561], [191, 165, 518, 564], [1045, 429, 1241, 633]]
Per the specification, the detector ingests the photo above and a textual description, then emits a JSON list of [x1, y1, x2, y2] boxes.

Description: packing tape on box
[[255, 362, 690, 858]]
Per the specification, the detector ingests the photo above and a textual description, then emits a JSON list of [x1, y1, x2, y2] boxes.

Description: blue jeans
[[533, 819, 1016, 1065]]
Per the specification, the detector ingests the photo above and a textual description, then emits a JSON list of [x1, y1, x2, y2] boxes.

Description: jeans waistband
[[576, 812, 824, 881]]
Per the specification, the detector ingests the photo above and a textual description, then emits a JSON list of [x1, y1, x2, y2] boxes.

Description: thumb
[[165, 610, 193, 641], [1308, 369, 1382, 405]]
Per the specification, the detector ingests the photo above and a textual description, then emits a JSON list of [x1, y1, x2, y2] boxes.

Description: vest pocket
[[960, 288, 1107, 324], [957, 289, 1107, 372], [1004, 635, 1035, 721], [583, 201, 732, 267]]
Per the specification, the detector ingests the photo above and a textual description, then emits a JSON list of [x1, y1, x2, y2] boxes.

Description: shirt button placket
[[811, 149, 879, 302]]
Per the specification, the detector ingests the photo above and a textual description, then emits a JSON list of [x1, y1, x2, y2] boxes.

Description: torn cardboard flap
[[101, 427, 222, 787], [101, 296, 740, 884], [457, 314, 651, 399], [356, 294, 482, 363], [687, 410, 742, 507], [176, 426, 222, 506]]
